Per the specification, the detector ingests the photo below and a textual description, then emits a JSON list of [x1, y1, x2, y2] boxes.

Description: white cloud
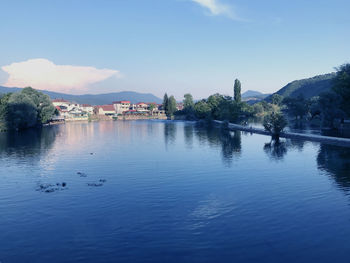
[[191, 0, 237, 19], [1, 58, 121, 94]]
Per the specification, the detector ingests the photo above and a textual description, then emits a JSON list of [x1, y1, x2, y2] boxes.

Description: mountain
[[266, 73, 336, 100], [242, 90, 270, 104], [242, 90, 264, 98], [0, 86, 162, 105]]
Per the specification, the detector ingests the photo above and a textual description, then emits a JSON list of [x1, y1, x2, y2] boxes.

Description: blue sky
[[0, 0, 349, 99]]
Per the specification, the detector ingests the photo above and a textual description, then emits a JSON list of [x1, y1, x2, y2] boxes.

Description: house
[[176, 103, 184, 111], [113, 101, 131, 114], [81, 104, 94, 114], [95, 105, 116, 116], [135, 102, 149, 112], [55, 105, 69, 118], [52, 99, 70, 108]]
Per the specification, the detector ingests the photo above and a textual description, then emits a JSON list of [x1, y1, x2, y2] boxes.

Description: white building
[[113, 101, 131, 114]]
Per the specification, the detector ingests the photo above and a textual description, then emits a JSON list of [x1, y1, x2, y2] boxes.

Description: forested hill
[[0, 86, 162, 104], [266, 73, 336, 100]]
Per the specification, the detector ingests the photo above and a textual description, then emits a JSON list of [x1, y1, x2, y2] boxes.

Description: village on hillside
[[52, 99, 184, 121]]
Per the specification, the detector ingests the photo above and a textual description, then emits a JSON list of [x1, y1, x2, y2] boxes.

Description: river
[[0, 120, 350, 262]]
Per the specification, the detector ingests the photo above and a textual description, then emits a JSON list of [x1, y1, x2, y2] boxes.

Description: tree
[[183, 93, 194, 110], [271, 94, 283, 106], [1, 87, 56, 130], [333, 63, 350, 117], [263, 112, 288, 140], [194, 100, 211, 119], [163, 93, 169, 115], [283, 95, 309, 120], [167, 96, 177, 116], [6, 92, 38, 130], [252, 103, 264, 115], [148, 103, 156, 115], [233, 79, 241, 103], [318, 91, 344, 128]]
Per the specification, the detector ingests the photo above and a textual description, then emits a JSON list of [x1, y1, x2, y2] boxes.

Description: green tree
[[1, 87, 56, 130], [148, 103, 156, 115], [318, 91, 344, 128], [333, 63, 350, 117], [271, 94, 283, 106], [167, 96, 177, 116], [263, 112, 288, 140], [163, 93, 169, 115], [194, 100, 211, 119], [183, 93, 194, 110], [252, 103, 264, 115], [6, 92, 38, 130], [233, 79, 241, 103], [283, 95, 309, 120]]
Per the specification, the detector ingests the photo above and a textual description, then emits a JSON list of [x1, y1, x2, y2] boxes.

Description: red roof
[[81, 104, 92, 107], [55, 106, 68, 112], [136, 102, 147, 105], [52, 98, 69, 103], [96, 105, 115, 111], [113, 101, 130, 104]]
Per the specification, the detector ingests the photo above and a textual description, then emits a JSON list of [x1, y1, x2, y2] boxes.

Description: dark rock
[[99, 179, 107, 183], [77, 172, 87, 177], [62, 182, 67, 187], [87, 183, 103, 187]]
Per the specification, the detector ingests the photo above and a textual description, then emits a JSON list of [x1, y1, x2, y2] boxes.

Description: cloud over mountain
[[1, 58, 121, 94]]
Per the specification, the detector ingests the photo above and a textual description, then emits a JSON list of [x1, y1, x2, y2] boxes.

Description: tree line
[[0, 87, 56, 131], [276, 64, 350, 129]]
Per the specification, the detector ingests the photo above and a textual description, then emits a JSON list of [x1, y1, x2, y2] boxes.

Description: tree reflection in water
[[263, 140, 288, 161], [193, 123, 241, 166], [0, 126, 59, 159], [183, 123, 194, 149], [164, 122, 177, 146], [263, 138, 306, 161], [317, 144, 350, 191]]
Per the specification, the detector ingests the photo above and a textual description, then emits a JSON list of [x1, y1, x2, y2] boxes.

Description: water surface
[[0, 121, 350, 263]]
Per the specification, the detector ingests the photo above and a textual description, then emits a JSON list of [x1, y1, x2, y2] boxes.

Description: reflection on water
[[263, 139, 307, 161], [263, 141, 288, 161], [192, 124, 241, 166], [1, 121, 350, 263], [164, 122, 177, 146], [0, 126, 59, 159], [317, 144, 350, 191]]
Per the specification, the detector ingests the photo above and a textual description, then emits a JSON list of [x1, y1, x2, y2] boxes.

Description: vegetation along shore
[[1, 64, 349, 144]]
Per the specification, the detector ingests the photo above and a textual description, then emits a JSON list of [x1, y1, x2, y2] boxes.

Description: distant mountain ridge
[[0, 86, 162, 105], [242, 90, 265, 98], [266, 73, 336, 100], [242, 90, 270, 104]]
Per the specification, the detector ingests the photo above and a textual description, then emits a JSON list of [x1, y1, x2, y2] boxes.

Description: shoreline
[[213, 120, 350, 148]]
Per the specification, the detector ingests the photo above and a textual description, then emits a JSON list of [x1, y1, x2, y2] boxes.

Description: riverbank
[[213, 120, 350, 147]]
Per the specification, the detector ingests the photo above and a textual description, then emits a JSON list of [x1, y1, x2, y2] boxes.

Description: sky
[[0, 0, 349, 100]]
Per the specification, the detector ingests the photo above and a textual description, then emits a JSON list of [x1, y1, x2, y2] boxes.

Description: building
[[95, 105, 116, 116], [52, 99, 70, 108], [81, 104, 94, 114], [135, 102, 149, 112], [113, 101, 131, 114], [176, 103, 184, 111]]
